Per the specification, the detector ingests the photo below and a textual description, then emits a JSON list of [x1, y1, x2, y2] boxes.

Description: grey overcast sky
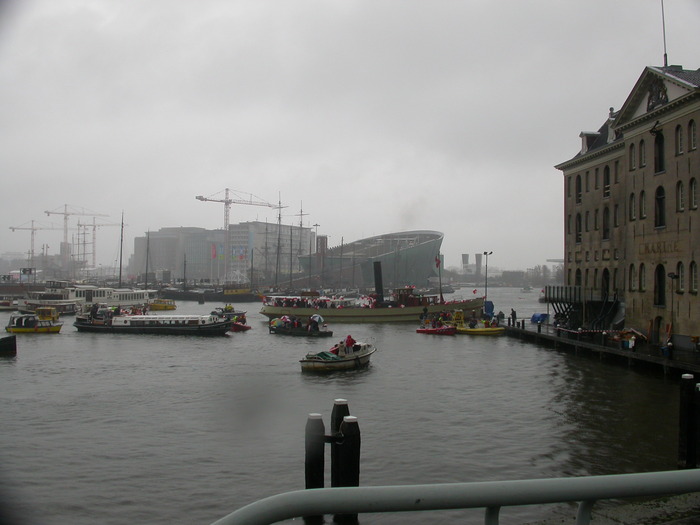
[[1, 0, 699, 272]]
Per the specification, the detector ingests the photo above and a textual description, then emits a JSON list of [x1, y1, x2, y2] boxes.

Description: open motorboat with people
[[269, 314, 333, 337], [300, 335, 376, 372], [5, 311, 63, 334], [449, 309, 505, 335], [73, 304, 232, 335], [416, 325, 456, 335]]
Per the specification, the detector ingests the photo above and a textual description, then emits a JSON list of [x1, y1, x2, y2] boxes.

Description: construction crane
[[45, 205, 109, 267], [9, 220, 67, 268], [76, 218, 123, 269], [195, 189, 282, 283]]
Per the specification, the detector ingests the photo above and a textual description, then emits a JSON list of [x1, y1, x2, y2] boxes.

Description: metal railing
[[210, 469, 700, 525]]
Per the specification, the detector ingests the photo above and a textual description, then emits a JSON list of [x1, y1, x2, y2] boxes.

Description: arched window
[[603, 166, 611, 197], [585, 211, 590, 232], [677, 181, 685, 212], [602, 207, 610, 240], [575, 175, 582, 204], [567, 214, 572, 234], [629, 143, 636, 170], [602, 268, 610, 296], [585, 269, 590, 288], [654, 132, 665, 173], [639, 139, 646, 166], [640, 190, 647, 218], [675, 124, 684, 155], [654, 264, 665, 306], [691, 178, 698, 210], [677, 262, 685, 292], [594, 209, 599, 230], [575, 213, 582, 243], [629, 264, 637, 291], [640, 263, 646, 292], [655, 186, 666, 227], [629, 193, 636, 220], [690, 120, 697, 151], [690, 261, 698, 293], [614, 204, 619, 227]]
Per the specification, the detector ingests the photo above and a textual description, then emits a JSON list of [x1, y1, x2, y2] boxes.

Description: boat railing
[[209, 469, 700, 525]]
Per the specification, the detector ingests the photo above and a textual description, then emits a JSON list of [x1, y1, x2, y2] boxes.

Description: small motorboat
[[5, 312, 63, 334], [300, 337, 376, 372], [449, 309, 504, 335], [230, 322, 252, 332], [455, 326, 505, 335], [416, 325, 456, 335], [270, 314, 333, 337]]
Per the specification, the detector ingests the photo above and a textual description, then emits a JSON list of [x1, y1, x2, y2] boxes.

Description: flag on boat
[[435, 256, 441, 268]]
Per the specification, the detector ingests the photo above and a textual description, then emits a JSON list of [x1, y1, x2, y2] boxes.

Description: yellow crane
[[195, 189, 283, 283]]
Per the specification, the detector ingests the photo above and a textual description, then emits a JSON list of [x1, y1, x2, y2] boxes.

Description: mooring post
[[304, 413, 326, 524], [692, 383, 700, 468], [678, 374, 695, 469], [334, 415, 361, 524], [330, 398, 350, 487], [305, 413, 325, 489]]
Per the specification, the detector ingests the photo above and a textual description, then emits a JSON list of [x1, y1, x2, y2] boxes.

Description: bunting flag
[[473, 289, 478, 294], [435, 255, 441, 268]]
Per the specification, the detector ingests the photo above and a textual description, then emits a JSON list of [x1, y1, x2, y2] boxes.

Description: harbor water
[[0, 287, 682, 524]]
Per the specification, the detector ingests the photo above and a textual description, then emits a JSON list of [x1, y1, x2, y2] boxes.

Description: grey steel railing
[[210, 469, 700, 525]]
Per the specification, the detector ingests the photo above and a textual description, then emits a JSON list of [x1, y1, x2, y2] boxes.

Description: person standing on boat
[[511, 308, 517, 326]]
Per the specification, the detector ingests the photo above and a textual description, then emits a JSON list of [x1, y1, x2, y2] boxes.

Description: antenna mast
[[661, 0, 668, 67]]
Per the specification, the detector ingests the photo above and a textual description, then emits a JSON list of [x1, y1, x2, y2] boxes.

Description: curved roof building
[[299, 230, 443, 290]]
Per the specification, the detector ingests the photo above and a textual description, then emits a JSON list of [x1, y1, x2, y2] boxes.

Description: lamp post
[[667, 271, 679, 334], [483, 251, 493, 304]]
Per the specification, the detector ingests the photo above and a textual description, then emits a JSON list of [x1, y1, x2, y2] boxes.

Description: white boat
[[18, 280, 154, 315], [300, 339, 377, 372], [73, 305, 232, 336]]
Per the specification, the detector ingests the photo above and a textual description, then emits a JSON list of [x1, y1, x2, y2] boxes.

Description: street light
[[483, 251, 493, 305], [667, 272, 679, 336]]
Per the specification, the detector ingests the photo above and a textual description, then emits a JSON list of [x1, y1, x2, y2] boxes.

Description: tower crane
[[195, 189, 283, 283], [45, 205, 109, 267], [76, 218, 123, 269], [9, 220, 67, 268]]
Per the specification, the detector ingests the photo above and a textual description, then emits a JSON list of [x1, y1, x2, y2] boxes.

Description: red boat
[[416, 325, 456, 335], [230, 322, 252, 332]]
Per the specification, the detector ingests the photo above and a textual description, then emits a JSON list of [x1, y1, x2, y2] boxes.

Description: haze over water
[[0, 287, 680, 524]]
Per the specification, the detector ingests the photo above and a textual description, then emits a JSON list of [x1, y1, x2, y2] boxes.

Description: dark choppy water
[[0, 287, 681, 524]]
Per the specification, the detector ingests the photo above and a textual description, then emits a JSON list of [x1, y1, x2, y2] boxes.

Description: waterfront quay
[[505, 321, 700, 376]]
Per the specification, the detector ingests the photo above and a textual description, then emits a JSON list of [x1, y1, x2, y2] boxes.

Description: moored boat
[[261, 288, 483, 323], [449, 310, 504, 335], [0, 297, 18, 311], [455, 326, 505, 335], [300, 337, 376, 372], [5, 312, 63, 334], [416, 325, 456, 335], [73, 305, 231, 335]]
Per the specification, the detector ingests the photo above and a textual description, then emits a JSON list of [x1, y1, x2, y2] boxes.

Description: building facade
[[556, 65, 700, 349], [130, 221, 314, 286]]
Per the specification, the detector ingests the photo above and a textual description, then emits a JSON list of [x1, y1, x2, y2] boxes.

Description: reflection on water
[[0, 287, 686, 524]]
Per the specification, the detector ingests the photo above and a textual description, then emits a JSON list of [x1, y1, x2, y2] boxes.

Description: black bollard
[[678, 375, 695, 469], [305, 413, 325, 489], [334, 415, 361, 524], [330, 399, 350, 487]]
